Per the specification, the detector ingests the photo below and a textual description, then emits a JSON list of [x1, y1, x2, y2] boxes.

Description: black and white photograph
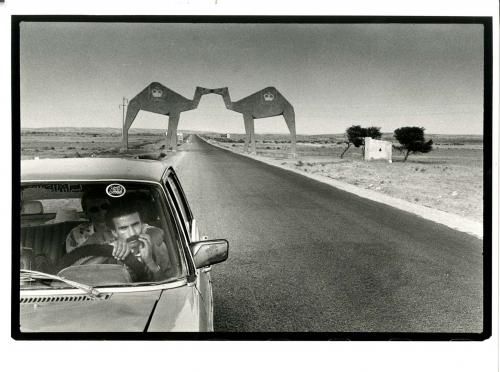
[[14, 16, 491, 337], [5, 0, 499, 370]]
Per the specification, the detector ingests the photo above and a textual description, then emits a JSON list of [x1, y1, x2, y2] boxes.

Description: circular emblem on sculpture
[[263, 92, 275, 101], [152, 87, 163, 98], [106, 183, 126, 198]]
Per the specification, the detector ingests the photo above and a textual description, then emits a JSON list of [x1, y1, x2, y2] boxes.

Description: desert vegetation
[[20, 128, 484, 223], [205, 132, 483, 223], [394, 126, 434, 161], [21, 127, 172, 160], [341, 125, 382, 158]]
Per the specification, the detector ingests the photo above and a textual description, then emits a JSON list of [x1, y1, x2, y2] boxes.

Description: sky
[[20, 22, 485, 135]]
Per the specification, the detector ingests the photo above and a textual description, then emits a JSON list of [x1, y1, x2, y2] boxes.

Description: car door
[[163, 169, 214, 330]]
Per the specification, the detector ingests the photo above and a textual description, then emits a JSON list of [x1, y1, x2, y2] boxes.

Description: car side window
[[164, 171, 193, 241]]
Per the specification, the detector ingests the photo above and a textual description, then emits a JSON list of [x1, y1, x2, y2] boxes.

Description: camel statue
[[208, 87, 297, 157], [122, 82, 209, 151]]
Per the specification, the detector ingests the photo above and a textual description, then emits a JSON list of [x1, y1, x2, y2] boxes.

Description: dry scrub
[[20, 128, 484, 223], [209, 135, 483, 223]]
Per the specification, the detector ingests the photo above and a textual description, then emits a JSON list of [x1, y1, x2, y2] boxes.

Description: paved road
[[175, 135, 483, 333]]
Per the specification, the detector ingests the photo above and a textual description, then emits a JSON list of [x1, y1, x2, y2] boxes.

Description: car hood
[[20, 284, 201, 333]]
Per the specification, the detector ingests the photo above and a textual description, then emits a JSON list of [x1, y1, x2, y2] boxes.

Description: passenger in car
[[65, 189, 113, 263]]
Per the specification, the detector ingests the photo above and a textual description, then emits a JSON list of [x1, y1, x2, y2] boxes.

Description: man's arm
[[148, 241, 172, 281], [139, 230, 173, 281], [65, 228, 80, 253]]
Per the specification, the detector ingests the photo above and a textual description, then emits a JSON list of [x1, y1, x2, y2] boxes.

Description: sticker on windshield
[[106, 183, 126, 198], [23, 184, 83, 193]]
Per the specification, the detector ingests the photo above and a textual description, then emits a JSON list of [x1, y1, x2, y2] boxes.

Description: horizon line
[[20, 127, 484, 137]]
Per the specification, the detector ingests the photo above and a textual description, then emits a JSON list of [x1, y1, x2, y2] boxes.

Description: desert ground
[[20, 128, 484, 223], [20, 127, 170, 160], [204, 133, 484, 223]]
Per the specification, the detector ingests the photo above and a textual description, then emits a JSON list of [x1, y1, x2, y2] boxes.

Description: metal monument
[[208, 87, 297, 157], [122, 82, 207, 151]]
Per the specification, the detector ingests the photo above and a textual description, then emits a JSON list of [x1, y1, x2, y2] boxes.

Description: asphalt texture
[[175, 135, 484, 333]]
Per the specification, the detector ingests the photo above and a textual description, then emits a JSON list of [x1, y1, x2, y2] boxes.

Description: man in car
[[67, 193, 172, 281], [101, 197, 172, 281]]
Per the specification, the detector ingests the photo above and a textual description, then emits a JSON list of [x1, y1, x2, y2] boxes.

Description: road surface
[[175, 135, 483, 333]]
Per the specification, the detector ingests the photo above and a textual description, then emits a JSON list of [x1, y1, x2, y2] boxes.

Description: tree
[[393, 126, 433, 161], [340, 125, 382, 158], [365, 126, 382, 140], [340, 125, 364, 158]]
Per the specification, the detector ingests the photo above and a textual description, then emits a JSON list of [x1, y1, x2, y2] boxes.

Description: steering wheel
[[56, 244, 147, 281]]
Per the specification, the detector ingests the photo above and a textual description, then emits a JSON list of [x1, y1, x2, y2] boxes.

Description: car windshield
[[20, 181, 188, 289]]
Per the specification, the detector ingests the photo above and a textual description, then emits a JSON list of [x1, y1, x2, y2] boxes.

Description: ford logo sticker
[[106, 183, 126, 198]]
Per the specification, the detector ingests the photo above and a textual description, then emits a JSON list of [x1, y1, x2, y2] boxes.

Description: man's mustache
[[126, 235, 140, 243]]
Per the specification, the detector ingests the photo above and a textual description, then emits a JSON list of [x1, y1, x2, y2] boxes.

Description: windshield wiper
[[20, 269, 104, 298]]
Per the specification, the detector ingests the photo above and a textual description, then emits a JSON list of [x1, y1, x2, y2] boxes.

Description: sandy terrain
[[21, 127, 170, 160], [20, 128, 484, 224], [205, 133, 484, 223]]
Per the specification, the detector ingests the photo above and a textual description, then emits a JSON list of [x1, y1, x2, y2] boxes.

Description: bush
[[394, 127, 433, 161], [341, 125, 382, 158]]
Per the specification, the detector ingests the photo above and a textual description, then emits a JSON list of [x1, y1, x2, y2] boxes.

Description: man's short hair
[[105, 197, 143, 230], [81, 188, 109, 213]]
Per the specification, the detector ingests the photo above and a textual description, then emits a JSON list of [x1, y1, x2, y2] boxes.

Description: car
[[17, 157, 229, 333]]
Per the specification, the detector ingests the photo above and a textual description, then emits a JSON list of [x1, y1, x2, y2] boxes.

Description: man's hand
[[138, 233, 159, 272], [138, 233, 153, 262], [112, 240, 131, 261]]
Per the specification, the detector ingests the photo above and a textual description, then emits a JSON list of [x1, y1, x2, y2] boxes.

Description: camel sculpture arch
[[122, 83, 297, 157], [122, 82, 208, 151], [208, 87, 297, 158]]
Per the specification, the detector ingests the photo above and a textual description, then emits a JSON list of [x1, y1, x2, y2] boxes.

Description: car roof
[[21, 158, 172, 182]]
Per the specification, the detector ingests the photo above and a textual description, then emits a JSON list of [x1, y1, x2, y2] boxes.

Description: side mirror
[[190, 239, 229, 269]]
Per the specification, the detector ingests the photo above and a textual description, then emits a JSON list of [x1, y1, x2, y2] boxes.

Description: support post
[[119, 97, 129, 149]]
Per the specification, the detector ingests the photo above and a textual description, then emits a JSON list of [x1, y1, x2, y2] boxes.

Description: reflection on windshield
[[20, 182, 186, 289]]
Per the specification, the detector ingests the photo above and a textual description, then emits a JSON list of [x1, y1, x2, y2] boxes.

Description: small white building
[[364, 137, 392, 163], [177, 132, 184, 142], [226, 133, 231, 139]]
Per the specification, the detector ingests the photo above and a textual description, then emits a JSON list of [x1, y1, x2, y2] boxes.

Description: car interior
[[20, 183, 186, 287]]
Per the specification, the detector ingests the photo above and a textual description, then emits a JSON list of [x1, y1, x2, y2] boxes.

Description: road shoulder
[[198, 135, 483, 240]]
